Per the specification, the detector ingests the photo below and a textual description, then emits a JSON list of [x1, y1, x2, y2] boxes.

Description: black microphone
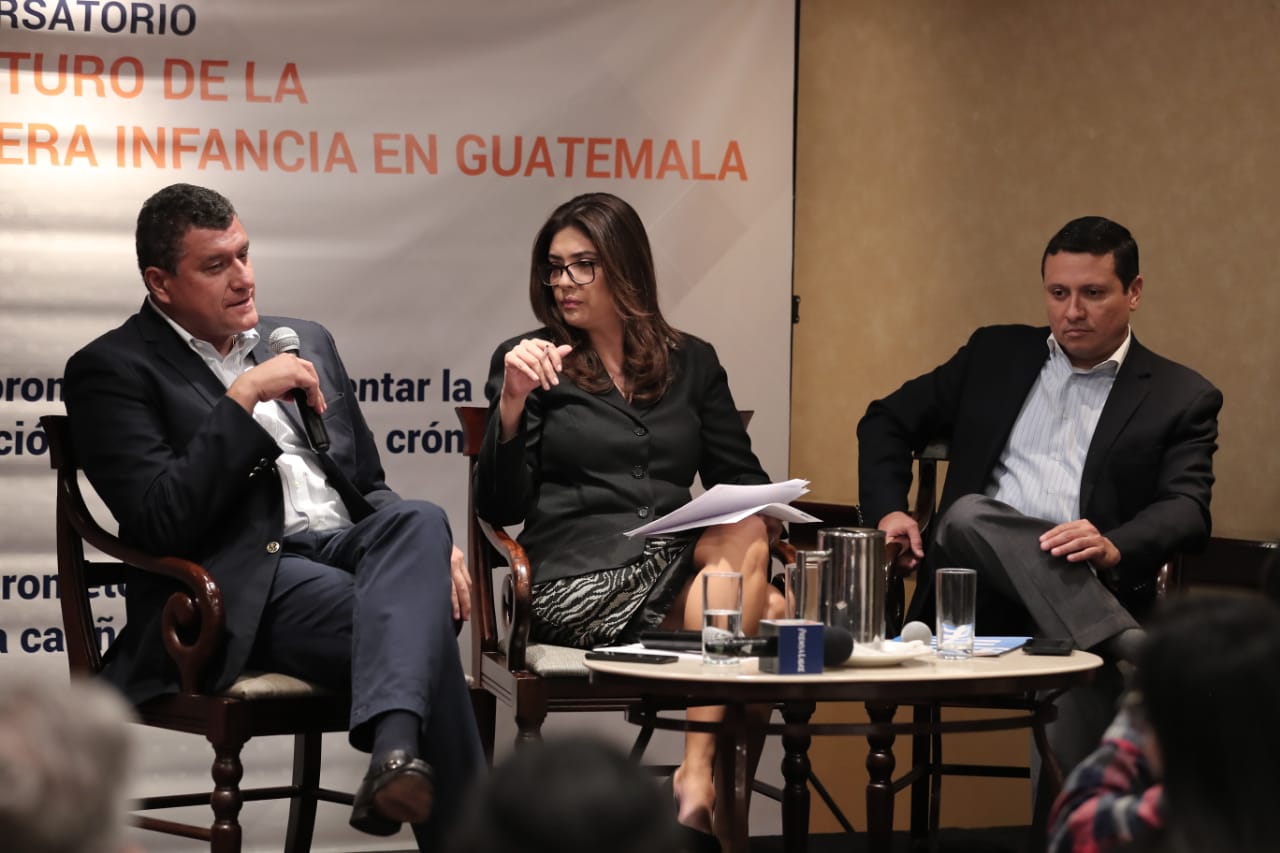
[[703, 625, 855, 666], [821, 625, 854, 666], [267, 326, 330, 452]]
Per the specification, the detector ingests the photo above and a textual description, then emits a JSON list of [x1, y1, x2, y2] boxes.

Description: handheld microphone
[[716, 625, 854, 666], [821, 625, 855, 665], [267, 327, 330, 452]]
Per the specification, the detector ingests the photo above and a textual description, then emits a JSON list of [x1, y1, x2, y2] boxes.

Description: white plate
[[841, 640, 932, 668]]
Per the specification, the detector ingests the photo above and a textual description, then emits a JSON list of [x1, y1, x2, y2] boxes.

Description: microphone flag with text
[[268, 326, 330, 452]]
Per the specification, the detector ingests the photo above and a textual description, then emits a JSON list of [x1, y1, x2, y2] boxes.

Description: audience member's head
[[0, 677, 139, 853], [1041, 215, 1140, 290], [449, 735, 685, 853], [1134, 591, 1280, 853], [135, 182, 237, 277]]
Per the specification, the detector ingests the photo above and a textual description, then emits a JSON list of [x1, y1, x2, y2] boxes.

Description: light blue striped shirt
[[986, 330, 1131, 524]]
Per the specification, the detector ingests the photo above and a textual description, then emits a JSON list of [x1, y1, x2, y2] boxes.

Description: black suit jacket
[[857, 324, 1221, 616], [63, 300, 396, 702], [475, 330, 769, 583]]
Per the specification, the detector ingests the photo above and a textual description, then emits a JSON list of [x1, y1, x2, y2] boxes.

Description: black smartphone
[[1022, 638, 1074, 656], [638, 629, 703, 652], [584, 650, 679, 664]]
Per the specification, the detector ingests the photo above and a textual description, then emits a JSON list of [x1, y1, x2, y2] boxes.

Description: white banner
[[1, 1, 795, 848]]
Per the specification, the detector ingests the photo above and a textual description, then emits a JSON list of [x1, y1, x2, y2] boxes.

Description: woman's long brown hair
[[528, 193, 681, 405]]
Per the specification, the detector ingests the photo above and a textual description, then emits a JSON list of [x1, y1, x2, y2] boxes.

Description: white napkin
[[852, 639, 929, 657]]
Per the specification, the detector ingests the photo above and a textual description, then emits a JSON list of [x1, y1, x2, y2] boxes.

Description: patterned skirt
[[529, 533, 699, 649]]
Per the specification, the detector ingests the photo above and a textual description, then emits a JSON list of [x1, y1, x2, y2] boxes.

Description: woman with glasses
[[475, 192, 785, 846]]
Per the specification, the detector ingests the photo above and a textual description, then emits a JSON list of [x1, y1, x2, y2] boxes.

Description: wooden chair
[[457, 405, 789, 754], [41, 413, 359, 853]]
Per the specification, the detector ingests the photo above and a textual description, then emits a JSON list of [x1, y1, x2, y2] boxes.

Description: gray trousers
[[930, 494, 1136, 833]]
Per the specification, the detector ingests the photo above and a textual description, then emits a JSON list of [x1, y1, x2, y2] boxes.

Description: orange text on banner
[[455, 135, 747, 180], [0, 53, 306, 102]]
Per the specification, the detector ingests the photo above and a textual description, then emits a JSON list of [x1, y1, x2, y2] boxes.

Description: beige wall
[[793, 0, 1280, 541], [792, 0, 1280, 830]]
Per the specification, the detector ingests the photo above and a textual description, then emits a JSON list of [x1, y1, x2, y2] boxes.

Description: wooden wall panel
[[792, 0, 1280, 830]]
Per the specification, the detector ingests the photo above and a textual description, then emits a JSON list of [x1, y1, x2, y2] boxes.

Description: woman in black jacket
[[476, 192, 785, 844]]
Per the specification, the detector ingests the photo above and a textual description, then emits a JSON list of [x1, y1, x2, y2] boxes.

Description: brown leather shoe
[[349, 750, 435, 836]]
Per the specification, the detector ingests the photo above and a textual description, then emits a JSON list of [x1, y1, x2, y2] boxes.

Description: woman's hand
[[498, 338, 574, 440]]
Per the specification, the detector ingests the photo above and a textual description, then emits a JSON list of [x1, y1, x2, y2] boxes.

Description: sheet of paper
[[915, 636, 1031, 657], [623, 479, 820, 537]]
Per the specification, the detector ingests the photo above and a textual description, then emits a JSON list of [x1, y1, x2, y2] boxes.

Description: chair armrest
[[477, 518, 534, 672], [54, 477, 226, 694]]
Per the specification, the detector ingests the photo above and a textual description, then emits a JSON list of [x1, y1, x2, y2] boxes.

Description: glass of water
[[702, 571, 744, 665], [935, 567, 977, 659]]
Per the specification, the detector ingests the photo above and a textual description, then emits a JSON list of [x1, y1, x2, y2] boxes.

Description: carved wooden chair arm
[[54, 464, 226, 694], [477, 518, 534, 672]]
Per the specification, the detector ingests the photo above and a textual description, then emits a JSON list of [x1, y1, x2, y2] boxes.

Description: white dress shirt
[[150, 300, 351, 535]]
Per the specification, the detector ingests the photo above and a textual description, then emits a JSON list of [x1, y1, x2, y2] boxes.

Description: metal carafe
[[816, 527, 887, 648]]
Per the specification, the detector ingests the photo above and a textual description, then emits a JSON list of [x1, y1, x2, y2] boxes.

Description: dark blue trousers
[[247, 499, 483, 851]]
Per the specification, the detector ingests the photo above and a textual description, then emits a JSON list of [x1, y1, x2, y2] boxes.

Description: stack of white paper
[[624, 478, 821, 537]]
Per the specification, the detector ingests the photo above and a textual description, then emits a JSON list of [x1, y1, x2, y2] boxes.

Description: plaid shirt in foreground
[[1047, 705, 1164, 853]]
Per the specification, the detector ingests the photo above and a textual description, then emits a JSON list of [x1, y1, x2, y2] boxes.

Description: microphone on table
[[900, 620, 934, 645], [267, 326, 330, 452], [730, 625, 854, 667], [645, 626, 853, 666], [820, 625, 855, 666]]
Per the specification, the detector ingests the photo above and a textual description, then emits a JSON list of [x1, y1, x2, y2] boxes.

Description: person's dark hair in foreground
[[450, 736, 690, 853], [1132, 592, 1280, 853]]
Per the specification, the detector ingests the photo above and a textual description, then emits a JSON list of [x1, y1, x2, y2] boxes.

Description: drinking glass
[[935, 567, 977, 659], [702, 571, 744, 665]]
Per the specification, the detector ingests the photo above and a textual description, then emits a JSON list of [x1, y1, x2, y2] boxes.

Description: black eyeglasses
[[540, 260, 597, 287]]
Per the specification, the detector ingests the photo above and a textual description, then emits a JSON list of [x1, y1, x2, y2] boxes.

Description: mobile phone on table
[[585, 650, 679, 664], [638, 629, 703, 652], [1022, 638, 1074, 656]]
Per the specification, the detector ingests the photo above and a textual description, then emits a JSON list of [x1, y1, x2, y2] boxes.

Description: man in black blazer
[[857, 216, 1221, 815], [63, 183, 482, 848]]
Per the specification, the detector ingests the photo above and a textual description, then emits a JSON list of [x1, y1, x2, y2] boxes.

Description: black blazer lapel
[[138, 301, 226, 408], [942, 329, 1049, 506], [1080, 339, 1154, 515]]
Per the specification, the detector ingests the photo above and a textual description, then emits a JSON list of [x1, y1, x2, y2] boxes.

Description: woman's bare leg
[[658, 516, 780, 842]]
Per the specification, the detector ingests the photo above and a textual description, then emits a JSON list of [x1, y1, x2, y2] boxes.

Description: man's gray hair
[[0, 677, 137, 853]]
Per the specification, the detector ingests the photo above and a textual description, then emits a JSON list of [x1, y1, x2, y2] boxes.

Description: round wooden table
[[586, 648, 1102, 853]]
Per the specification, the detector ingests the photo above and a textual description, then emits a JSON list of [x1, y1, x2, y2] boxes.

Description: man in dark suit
[[856, 216, 1221, 818], [63, 183, 483, 848]]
